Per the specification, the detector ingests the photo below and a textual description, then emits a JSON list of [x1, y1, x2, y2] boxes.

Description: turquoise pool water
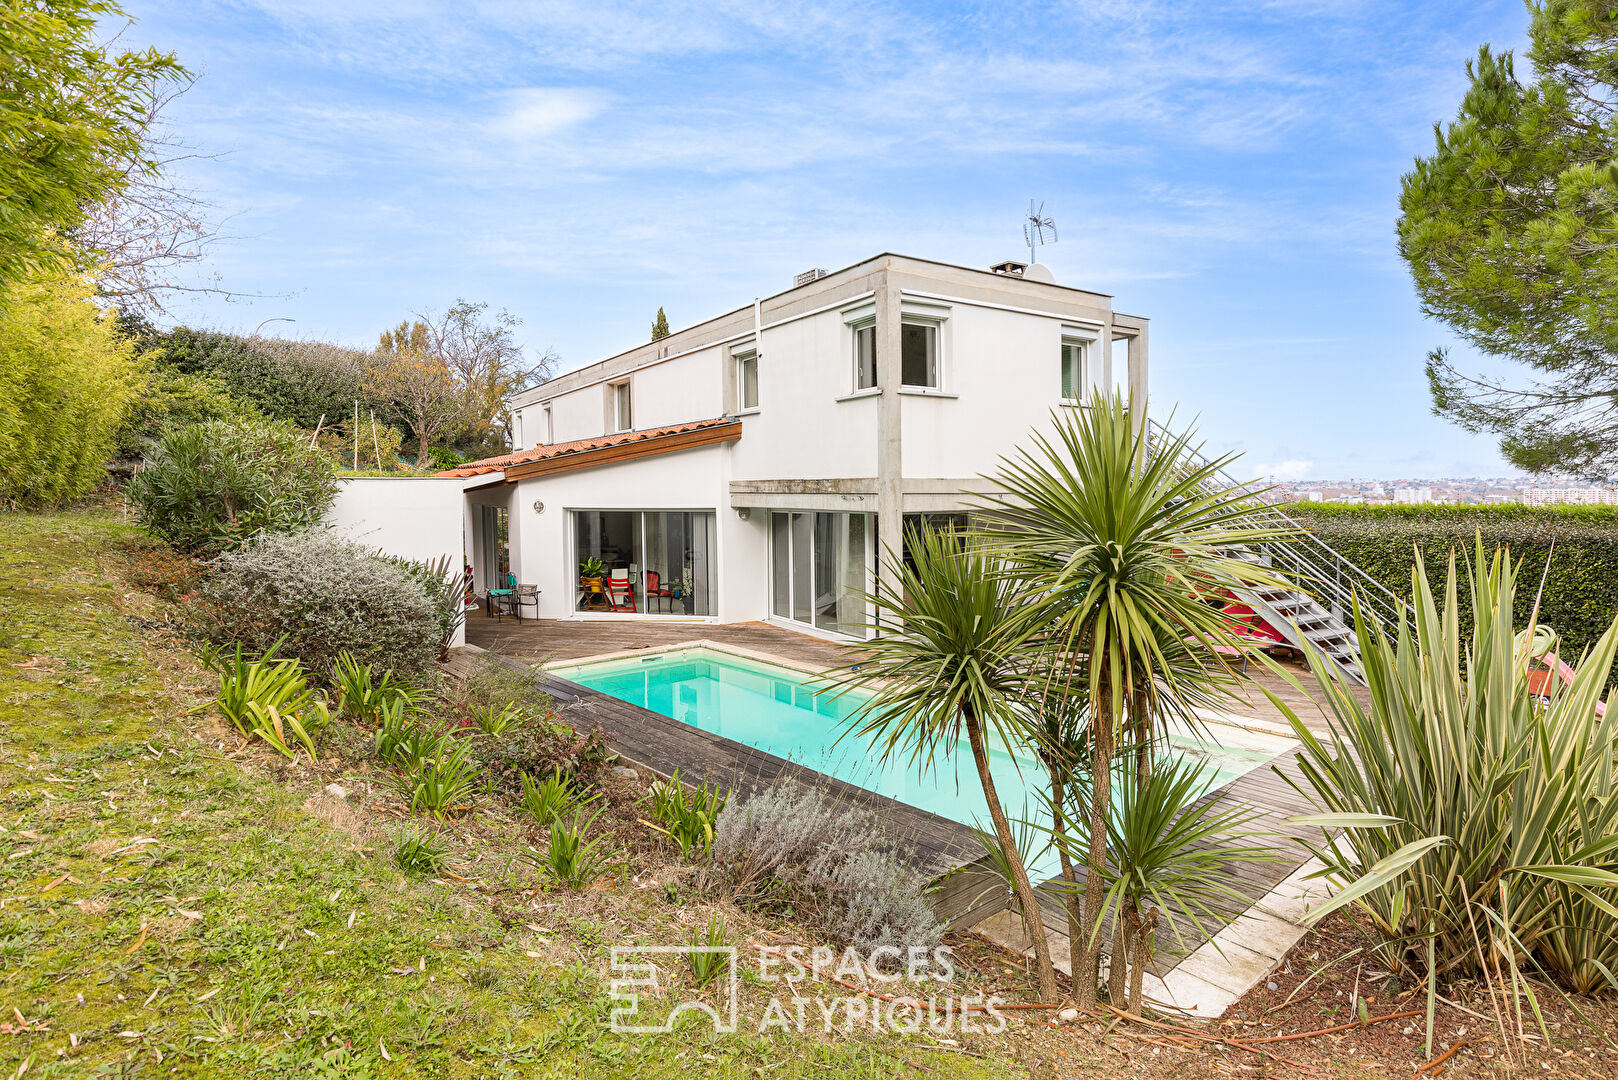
[[549, 646, 1292, 879]]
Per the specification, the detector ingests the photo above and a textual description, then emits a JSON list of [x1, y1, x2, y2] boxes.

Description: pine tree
[[651, 307, 669, 340], [1398, 1, 1618, 478]]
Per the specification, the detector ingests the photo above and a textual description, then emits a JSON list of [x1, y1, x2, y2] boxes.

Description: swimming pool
[[549, 646, 1294, 879]]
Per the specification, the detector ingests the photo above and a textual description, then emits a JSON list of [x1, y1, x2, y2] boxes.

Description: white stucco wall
[[501, 442, 768, 623], [324, 476, 469, 646]]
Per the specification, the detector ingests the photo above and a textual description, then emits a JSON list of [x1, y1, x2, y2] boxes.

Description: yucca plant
[[395, 828, 450, 877], [529, 808, 622, 889], [520, 768, 597, 826], [687, 915, 730, 987], [399, 740, 482, 817], [1280, 538, 1618, 1002], [646, 770, 728, 858]]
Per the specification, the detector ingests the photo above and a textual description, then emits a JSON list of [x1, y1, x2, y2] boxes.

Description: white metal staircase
[[1152, 420, 1403, 687]]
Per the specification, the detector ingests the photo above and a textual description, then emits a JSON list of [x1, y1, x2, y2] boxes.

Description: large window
[[901, 320, 939, 388], [852, 323, 877, 390], [770, 511, 870, 637], [736, 348, 759, 410], [573, 510, 716, 615]]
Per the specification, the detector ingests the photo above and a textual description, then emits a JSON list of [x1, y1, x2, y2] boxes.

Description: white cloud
[[1255, 459, 1315, 481], [486, 88, 603, 141]]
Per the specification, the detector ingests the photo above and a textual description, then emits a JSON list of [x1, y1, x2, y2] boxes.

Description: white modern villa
[[329, 252, 1149, 642]]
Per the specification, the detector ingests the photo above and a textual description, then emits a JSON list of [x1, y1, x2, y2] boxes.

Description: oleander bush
[[1288, 504, 1618, 657], [128, 418, 339, 555], [199, 530, 439, 677]]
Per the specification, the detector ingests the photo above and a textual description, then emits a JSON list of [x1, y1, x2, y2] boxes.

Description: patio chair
[[513, 584, 539, 620], [643, 570, 671, 613], [606, 568, 636, 613], [489, 572, 517, 621]]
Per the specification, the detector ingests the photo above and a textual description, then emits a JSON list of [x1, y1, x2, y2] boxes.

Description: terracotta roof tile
[[434, 417, 737, 478]]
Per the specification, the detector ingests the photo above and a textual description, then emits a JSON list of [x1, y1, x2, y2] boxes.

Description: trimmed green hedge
[[1286, 504, 1618, 658]]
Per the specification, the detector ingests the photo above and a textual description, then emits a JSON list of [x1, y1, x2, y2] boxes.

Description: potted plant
[[670, 577, 694, 614], [579, 557, 607, 599]]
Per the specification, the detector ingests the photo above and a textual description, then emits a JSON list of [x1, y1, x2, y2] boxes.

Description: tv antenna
[[1023, 200, 1057, 264]]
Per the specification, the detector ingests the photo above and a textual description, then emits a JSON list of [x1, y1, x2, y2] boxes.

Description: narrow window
[[612, 382, 632, 432], [542, 405, 553, 444], [901, 321, 938, 388], [853, 324, 876, 390], [1060, 340, 1086, 401], [736, 350, 759, 410]]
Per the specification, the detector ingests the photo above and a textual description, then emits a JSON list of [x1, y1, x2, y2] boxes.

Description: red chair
[[643, 570, 671, 612], [606, 568, 636, 612]]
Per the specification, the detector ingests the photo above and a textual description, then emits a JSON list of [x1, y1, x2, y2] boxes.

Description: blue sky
[[122, 0, 1532, 480]]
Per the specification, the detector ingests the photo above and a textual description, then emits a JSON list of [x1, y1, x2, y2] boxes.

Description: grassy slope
[[0, 510, 1020, 1079]]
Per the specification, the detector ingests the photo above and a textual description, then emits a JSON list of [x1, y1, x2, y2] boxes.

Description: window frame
[[899, 317, 942, 390], [851, 321, 877, 391], [735, 347, 759, 412], [1059, 327, 1099, 405], [610, 381, 633, 433]]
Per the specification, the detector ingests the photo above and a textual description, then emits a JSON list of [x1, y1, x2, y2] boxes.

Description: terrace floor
[[461, 613, 1364, 1014]]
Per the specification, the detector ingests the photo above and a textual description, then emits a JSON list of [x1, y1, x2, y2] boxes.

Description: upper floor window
[[901, 320, 939, 388], [1060, 339, 1086, 401], [853, 323, 876, 390], [541, 404, 554, 444], [736, 348, 759, 411], [611, 381, 633, 432]]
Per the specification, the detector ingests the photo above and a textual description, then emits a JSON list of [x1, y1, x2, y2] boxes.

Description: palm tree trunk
[[1047, 761, 1087, 988], [1132, 684, 1152, 790], [1074, 682, 1113, 1009], [965, 705, 1059, 1002], [1128, 906, 1158, 1013]]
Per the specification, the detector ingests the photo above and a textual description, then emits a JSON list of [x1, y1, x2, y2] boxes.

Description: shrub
[[1283, 539, 1618, 997], [395, 829, 449, 877], [128, 418, 338, 555], [397, 739, 482, 817], [647, 771, 727, 858], [390, 554, 465, 662], [527, 809, 622, 889], [479, 718, 613, 793], [0, 266, 144, 507], [113, 368, 263, 459], [450, 651, 552, 714], [199, 530, 439, 677], [1288, 504, 1618, 658], [332, 651, 414, 724], [200, 642, 329, 761], [711, 779, 942, 952], [519, 769, 598, 826]]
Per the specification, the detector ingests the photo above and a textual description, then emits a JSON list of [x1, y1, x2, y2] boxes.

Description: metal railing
[[1150, 419, 1404, 639]]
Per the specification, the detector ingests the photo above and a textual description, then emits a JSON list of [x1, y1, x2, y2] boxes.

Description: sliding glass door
[[769, 511, 871, 637], [572, 510, 716, 615]]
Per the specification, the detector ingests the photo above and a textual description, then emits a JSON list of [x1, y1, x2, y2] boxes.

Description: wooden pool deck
[[461, 615, 1355, 999]]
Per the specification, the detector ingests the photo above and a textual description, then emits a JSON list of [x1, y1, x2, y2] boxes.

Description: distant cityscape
[[1266, 478, 1618, 506]]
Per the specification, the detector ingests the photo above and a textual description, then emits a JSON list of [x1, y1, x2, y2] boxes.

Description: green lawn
[[0, 509, 1028, 1079]]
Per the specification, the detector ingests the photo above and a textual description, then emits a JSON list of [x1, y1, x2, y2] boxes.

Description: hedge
[[1284, 504, 1618, 659]]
